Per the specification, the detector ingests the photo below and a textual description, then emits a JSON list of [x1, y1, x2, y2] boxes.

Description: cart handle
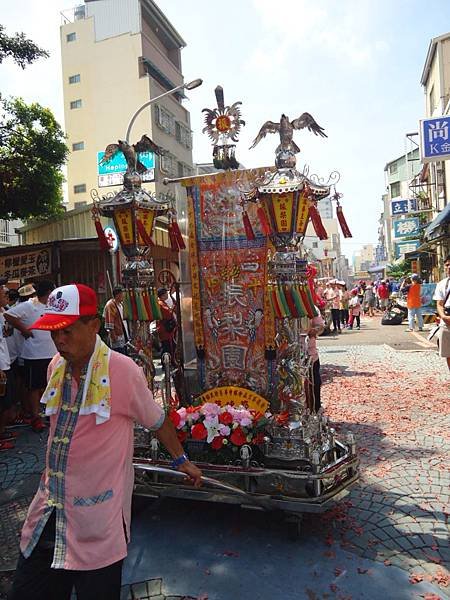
[[133, 462, 271, 509]]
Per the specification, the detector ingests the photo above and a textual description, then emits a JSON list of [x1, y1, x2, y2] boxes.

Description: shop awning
[[424, 203, 450, 239]]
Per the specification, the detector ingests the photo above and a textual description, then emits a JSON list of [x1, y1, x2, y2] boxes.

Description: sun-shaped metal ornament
[[202, 86, 245, 170]]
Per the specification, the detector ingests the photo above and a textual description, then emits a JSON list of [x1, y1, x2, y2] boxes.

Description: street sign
[[420, 116, 450, 163], [97, 150, 155, 187], [390, 199, 419, 216], [393, 217, 420, 238], [391, 199, 409, 215], [394, 239, 420, 259]]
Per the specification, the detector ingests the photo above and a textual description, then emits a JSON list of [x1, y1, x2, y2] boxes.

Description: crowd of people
[[315, 277, 396, 334], [0, 281, 179, 453]]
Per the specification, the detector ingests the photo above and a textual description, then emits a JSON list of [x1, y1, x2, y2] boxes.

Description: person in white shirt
[[5, 284, 37, 428], [0, 284, 14, 450], [5, 281, 57, 432], [432, 254, 450, 371]]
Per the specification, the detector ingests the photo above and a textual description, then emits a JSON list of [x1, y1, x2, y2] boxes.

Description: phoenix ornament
[[250, 113, 327, 156]]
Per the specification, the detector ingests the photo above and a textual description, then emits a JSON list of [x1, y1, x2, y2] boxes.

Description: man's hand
[[21, 330, 33, 339], [177, 460, 202, 488], [307, 328, 318, 337]]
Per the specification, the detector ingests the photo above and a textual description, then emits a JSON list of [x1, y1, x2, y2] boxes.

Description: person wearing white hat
[[5, 281, 57, 432]]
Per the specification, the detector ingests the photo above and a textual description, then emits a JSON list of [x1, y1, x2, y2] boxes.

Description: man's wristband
[[171, 453, 189, 468]]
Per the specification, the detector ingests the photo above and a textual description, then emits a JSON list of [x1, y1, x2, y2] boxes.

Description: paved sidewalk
[[311, 344, 450, 595]]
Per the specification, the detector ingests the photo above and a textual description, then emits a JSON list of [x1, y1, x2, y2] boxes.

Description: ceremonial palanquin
[[93, 86, 358, 530]]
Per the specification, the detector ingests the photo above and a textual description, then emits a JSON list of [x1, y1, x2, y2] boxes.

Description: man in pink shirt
[[9, 284, 201, 600]]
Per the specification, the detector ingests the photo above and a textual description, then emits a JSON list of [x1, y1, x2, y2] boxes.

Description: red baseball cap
[[30, 284, 98, 331]]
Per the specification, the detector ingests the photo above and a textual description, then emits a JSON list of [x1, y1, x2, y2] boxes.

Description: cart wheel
[[285, 514, 303, 541]]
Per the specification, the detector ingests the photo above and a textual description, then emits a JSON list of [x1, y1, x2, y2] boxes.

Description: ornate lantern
[[91, 165, 169, 287]]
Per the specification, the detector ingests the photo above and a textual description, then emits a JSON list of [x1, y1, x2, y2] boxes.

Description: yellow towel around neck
[[41, 335, 112, 425]]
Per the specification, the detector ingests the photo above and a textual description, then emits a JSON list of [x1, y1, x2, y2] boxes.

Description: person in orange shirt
[[404, 274, 423, 332]]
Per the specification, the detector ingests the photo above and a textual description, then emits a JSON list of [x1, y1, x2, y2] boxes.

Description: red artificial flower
[[169, 410, 181, 428], [230, 426, 247, 446], [252, 432, 265, 445], [191, 423, 207, 440], [219, 411, 233, 425], [211, 436, 224, 450], [177, 430, 187, 443]]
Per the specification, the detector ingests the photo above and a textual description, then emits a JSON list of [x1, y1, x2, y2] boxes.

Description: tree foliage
[[387, 260, 411, 280], [0, 97, 68, 220], [0, 24, 49, 68]]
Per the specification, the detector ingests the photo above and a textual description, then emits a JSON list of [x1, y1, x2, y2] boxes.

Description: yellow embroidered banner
[[295, 192, 310, 235]]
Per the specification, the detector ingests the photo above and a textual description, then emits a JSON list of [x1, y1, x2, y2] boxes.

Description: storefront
[[0, 239, 111, 302], [423, 203, 450, 281]]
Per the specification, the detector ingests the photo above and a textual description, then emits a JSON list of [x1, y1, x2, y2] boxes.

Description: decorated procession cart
[[92, 87, 358, 534]]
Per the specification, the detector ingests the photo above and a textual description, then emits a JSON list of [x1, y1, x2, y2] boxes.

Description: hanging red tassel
[[136, 219, 154, 247], [242, 210, 255, 240], [336, 204, 352, 238], [168, 223, 180, 251], [171, 219, 186, 249], [308, 205, 328, 240], [257, 205, 272, 235], [94, 219, 112, 251]]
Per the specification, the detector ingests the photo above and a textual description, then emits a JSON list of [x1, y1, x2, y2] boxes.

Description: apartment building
[[60, 0, 194, 209], [419, 32, 450, 277], [381, 148, 422, 262]]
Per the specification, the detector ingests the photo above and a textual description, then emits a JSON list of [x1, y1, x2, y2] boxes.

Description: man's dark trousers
[[8, 513, 123, 600]]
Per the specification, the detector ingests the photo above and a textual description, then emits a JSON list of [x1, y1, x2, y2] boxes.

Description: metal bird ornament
[[202, 85, 245, 170], [100, 135, 164, 175], [250, 113, 327, 168]]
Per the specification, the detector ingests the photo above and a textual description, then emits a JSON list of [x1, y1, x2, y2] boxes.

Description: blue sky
[[2, 1, 450, 259]]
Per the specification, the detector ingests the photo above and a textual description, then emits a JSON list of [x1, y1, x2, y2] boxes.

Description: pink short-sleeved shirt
[[308, 314, 324, 363], [20, 351, 164, 571]]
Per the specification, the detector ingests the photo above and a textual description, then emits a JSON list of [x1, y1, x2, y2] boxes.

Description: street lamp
[[125, 78, 203, 143]]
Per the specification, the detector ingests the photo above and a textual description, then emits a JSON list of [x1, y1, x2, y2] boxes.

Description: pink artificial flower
[[176, 407, 187, 428], [218, 424, 231, 437], [200, 402, 221, 418]]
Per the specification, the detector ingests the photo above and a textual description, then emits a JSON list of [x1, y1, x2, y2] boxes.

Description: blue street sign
[[393, 217, 420, 238], [97, 150, 155, 175], [394, 239, 420, 259], [420, 116, 450, 162], [391, 199, 409, 215]]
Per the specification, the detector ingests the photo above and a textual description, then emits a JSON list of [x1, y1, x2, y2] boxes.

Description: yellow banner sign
[[136, 208, 155, 245], [295, 192, 310, 235], [197, 385, 269, 412], [115, 208, 134, 246], [272, 193, 294, 233]]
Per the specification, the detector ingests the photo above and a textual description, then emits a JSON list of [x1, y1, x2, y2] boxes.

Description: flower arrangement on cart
[[169, 402, 271, 462]]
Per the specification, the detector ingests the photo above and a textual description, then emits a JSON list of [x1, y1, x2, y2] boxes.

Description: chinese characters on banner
[[0, 248, 52, 281], [186, 175, 270, 395], [115, 208, 134, 246]]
